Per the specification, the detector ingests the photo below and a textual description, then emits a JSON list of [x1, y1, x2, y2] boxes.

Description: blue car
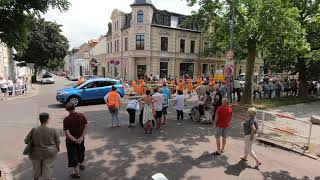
[[56, 78, 125, 106]]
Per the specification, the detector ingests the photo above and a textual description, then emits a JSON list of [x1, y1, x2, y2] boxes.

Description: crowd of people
[[0, 75, 30, 101]]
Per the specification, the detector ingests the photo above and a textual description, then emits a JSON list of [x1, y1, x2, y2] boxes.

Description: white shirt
[[126, 100, 139, 110], [174, 94, 185, 111], [7, 80, 13, 87], [234, 80, 241, 89], [16, 79, 23, 86], [0, 79, 8, 88], [152, 92, 163, 111]]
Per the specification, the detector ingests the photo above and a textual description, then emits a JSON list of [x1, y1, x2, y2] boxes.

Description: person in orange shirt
[[187, 77, 193, 97], [139, 79, 145, 95], [104, 86, 121, 127], [77, 76, 85, 86], [132, 80, 137, 93], [197, 77, 203, 87], [178, 79, 185, 93]]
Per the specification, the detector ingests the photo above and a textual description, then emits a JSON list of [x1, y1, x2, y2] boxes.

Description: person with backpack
[[240, 107, 262, 168], [104, 86, 121, 127]]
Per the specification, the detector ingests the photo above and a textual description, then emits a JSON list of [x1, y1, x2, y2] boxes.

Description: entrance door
[[80, 66, 83, 76], [101, 67, 106, 77], [180, 63, 194, 77], [160, 62, 168, 78], [202, 64, 208, 76], [137, 65, 146, 79]]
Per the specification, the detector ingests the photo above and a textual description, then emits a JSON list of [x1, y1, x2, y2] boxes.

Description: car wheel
[[67, 96, 80, 106]]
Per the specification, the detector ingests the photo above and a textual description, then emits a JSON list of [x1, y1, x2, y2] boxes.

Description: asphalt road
[[0, 76, 319, 180]]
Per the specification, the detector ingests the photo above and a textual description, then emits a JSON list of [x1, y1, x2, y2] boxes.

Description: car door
[[80, 81, 100, 101]]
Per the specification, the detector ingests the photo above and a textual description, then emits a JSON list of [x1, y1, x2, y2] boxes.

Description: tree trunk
[[241, 39, 257, 105], [297, 58, 308, 96]]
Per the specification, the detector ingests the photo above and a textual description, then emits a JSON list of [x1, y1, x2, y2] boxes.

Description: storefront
[[180, 62, 194, 77]]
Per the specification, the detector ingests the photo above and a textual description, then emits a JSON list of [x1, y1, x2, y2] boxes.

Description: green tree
[[0, 0, 70, 52], [15, 18, 69, 77], [265, 0, 320, 96], [186, 0, 307, 105]]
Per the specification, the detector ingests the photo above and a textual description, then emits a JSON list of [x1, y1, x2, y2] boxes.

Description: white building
[[89, 36, 108, 77], [0, 42, 14, 78]]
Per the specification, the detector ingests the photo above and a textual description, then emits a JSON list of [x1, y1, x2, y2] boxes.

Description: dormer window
[[137, 10, 144, 23]]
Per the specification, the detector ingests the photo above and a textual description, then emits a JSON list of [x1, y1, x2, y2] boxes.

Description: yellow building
[[105, 0, 263, 80]]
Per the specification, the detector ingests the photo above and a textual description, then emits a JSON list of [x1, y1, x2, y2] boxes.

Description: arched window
[[137, 10, 144, 23]]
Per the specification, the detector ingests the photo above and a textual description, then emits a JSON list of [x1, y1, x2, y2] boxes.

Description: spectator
[[0, 76, 8, 101], [196, 82, 208, 100], [161, 83, 171, 99], [213, 98, 232, 155], [63, 103, 88, 178], [220, 81, 227, 98], [126, 99, 140, 127], [226, 80, 233, 103], [152, 88, 164, 129], [104, 86, 121, 127], [7, 77, 14, 96], [202, 91, 213, 123], [283, 80, 290, 96], [24, 113, 60, 180], [263, 81, 270, 99], [173, 90, 190, 121], [234, 78, 241, 102], [291, 79, 298, 96], [139, 90, 157, 134], [212, 88, 223, 121], [241, 108, 262, 168], [275, 81, 282, 98], [161, 89, 169, 124]]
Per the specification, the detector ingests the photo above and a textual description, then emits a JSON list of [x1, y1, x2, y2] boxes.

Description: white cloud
[[44, 0, 199, 48]]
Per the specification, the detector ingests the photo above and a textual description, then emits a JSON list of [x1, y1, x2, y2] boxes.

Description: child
[[173, 90, 191, 121], [161, 89, 169, 124], [126, 99, 140, 127]]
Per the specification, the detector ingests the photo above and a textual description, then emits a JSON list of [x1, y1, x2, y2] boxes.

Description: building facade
[[0, 42, 14, 78], [90, 36, 108, 77]]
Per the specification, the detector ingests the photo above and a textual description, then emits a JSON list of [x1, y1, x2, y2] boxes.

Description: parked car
[[41, 74, 55, 84], [56, 78, 125, 106], [83, 75, 98, 80], [69, 74, 80, 81]]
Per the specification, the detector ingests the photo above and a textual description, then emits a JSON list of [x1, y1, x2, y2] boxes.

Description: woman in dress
[[139, 90, 157, 134]]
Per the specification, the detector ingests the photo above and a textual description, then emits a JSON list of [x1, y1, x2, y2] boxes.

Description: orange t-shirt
[[106, 91, 121, 108]]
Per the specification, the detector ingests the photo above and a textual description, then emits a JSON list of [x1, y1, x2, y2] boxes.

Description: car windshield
[[43, 75, 52, 78]]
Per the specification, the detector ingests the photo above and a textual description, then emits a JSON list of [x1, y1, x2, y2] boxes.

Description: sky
[[44, 0, 199, 49]]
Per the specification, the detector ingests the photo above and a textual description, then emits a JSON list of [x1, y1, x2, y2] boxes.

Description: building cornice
[[151, 24, 201, 33]]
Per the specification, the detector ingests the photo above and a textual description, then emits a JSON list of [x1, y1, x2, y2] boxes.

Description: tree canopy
[[0, 0, 70, 52], [14, 18, 69, 73], [186, 0, 313, 104]]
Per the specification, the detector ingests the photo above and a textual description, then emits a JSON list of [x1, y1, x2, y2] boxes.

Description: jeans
[[176, 110, 183, 120], [110, 109, 119, 125], [127, 109, 136, 124], [236, 88, 241, 102], [244, 134, 258, 161]]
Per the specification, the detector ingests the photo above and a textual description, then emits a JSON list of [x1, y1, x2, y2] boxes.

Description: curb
[[256, 138, 319, 160], [5, 84, 40, 101]]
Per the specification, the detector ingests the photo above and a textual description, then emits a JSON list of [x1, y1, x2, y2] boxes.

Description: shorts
[[66, 141, 85, 167], [1, 88, 7, 93], [215, 128, 229, 138], [162, 107, 168, 115], [155, 111, 163, 119], [31, 157, 55, 179]]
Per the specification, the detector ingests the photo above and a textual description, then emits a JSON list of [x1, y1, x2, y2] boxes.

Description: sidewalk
[[1, 84, 40, 101], [0, 163, 13, 180]]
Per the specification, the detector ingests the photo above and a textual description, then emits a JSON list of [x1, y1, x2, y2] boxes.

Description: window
[[190, 40, 195, 54], [204, 42, 209, 52], [180, 39, 185, 53], [117, 40, 120, 52], [160, 62, 168, 78], [161, 37, 168, 51], [117, 21, 119, 30], [159, 14, 170, 26], [107, 43, 109, 54], [137, 10, 144, 23], [110, 42, 112, 53], [97, 81, 116, 87], [124, 38, 128, 51], [114, 40, 117, 52], [136, 35, 144, 50]]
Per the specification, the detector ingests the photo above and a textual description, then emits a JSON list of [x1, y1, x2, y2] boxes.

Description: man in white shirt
[[234, 79, 241, 102], [0, 76, 8, 100], [7, 77, 14, 96], [152, 88, 163, 129]]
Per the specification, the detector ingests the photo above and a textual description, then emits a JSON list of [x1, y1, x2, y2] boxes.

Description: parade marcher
[[132, 80, 137, 93], [197, 76, 203, 87], [139, 90, 157, 134], [196, 82, 208, 100], [77, 76, 85, 86], [0, 76, 8, 101], [63, 103, 88, 178], [213, 98, 232, 155], [178, 79, 185, 93], [152, 88, 164, 129], [126, 99, 140, 127], [187, 77, 193, 97], [234, 78, 241, 102], [104, 86, 121, 127], [241, 107, 262, 168], [161, 89, 169, 124], [24, 113, 60, 180]]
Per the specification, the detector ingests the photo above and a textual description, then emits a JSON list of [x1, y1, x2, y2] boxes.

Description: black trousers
[[236, 88, 241, 102], [177, 110, 183, 120], [66, 141, 85, 167], [127, 109, 136, 124]]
